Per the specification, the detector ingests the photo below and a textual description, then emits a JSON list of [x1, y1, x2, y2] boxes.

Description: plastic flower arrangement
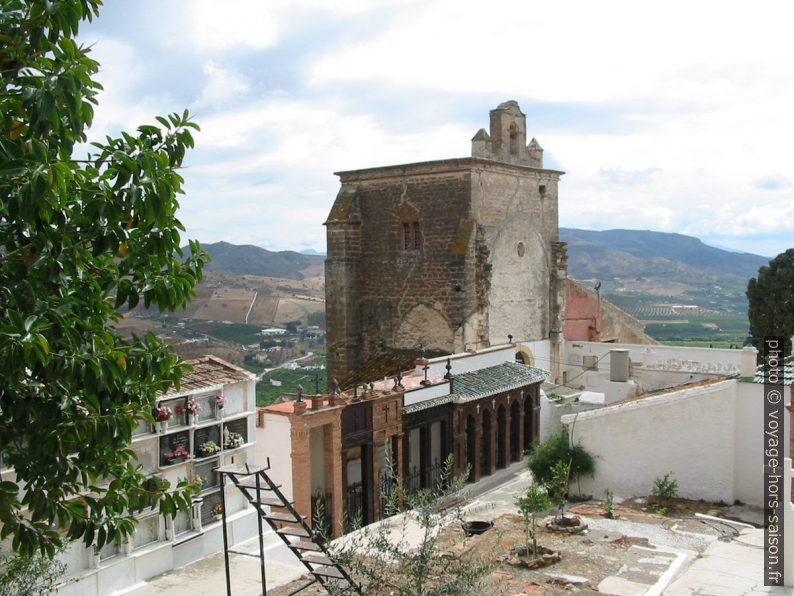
[[176, 397, 202, 416], [185, 396, 202, 415], [163, 445, 190, 462], [153, 405, 172, 421], [198, 441, 221, 457], [214, 394, 226, 409], [212, 503, 224, 516], [224, 431, 245, 449]]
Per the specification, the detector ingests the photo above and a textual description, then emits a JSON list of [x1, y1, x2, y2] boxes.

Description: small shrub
[[547, 460, 571, 520], [651, 472, 679, 501], [516, 484, 552, 557], [603, 488, 615, 519], [654, 506, 668, 516], [529, 427, 594, 493], [0, 550, 66, 596]]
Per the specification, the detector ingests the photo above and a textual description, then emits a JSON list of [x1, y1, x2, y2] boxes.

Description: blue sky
[[79, 0, 793, 257]]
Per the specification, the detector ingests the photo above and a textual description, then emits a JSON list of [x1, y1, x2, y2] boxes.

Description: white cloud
[[80, 0, 794, 255], [195, 62, 250, 108]]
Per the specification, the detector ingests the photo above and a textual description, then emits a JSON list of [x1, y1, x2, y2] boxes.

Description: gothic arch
[[515, 345, 535, 366], [394, 304, 453, 352]]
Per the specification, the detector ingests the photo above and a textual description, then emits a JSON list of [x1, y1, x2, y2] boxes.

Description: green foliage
[[515, 483, 551, 556], [528, 427, 594, 488], [547, 460, 570, 519], [189, 321, 264, 345], [256, 367, 321, 406], [0, 0, 204, 556], [329, 455, 490, 595], [651, 472, 679, 501], [603, 488, 615, 519], [306, 310, 325, 327], [747, 249, 794, 357], [0, 549, 66, 595]]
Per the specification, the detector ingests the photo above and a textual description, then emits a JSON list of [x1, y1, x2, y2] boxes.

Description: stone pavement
[[664, 529, 793, 596]]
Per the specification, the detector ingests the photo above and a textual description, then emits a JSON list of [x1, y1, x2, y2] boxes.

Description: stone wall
[[470, 163, 561, 346], [325, 101, 566, 383], [563, 278, 657, 344]]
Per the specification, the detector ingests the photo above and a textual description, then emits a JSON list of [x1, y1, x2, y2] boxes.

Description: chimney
[[609, 349, 630, 382], [740, 345, 759, 378]]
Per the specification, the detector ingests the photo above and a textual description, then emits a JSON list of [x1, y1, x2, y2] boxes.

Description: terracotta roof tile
[[161, 355, 255, 396]]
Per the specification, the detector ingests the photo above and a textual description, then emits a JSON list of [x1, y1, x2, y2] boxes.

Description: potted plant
[[163, 445, 190, 465], [212, 503, 224, 522], [197, 440, 221, 458], [214, 394, 226, 419], [152, 405, 172, 433]]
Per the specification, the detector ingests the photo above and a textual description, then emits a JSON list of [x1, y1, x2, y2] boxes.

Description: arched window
[[401, 220, 421, 250]]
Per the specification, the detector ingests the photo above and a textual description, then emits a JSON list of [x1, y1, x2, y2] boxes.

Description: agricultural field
[[643, 314, 749, 346], [188, 321, 267, 346], [256, 349, 327, 407]]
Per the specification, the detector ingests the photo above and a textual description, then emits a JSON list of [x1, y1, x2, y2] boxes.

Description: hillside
[[559, 228, 769, 288], [197, 241, 324, 280]]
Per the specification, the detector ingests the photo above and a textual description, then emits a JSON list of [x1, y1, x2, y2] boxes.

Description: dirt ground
[[272, 496, 741, 596]]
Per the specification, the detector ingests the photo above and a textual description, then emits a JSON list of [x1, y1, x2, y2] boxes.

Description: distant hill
[[559, 228, 769, 289], [195, 241, 324, 280]]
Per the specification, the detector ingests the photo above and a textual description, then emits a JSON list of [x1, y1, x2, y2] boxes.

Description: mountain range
[[194, 230, 770, 292], [199, 241, 323, 279], [558, 228, 769, 290]]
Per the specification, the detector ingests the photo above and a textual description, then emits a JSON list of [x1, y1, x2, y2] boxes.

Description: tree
[[546, 460, 571, 521], [515, 483, 551, 558], [747, 249, 794, 357], [0, 0, 205, 556], [328, 456, 490, 595]]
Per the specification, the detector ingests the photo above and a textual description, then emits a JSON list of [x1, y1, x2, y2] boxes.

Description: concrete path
[[122, 536, 304, 595], [664, 529, 793, 595]]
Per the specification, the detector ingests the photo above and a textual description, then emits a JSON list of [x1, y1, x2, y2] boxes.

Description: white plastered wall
[[561, 380, 738, 503]]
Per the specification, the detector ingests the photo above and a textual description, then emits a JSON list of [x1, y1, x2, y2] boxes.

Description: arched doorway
[[510, 400, 521, 462], [515, 346, 535, 366], [523, 394, 533, 452], [480, 409, 492, 478], [496, 405, 507, 469], [465, 415, 476, 483]]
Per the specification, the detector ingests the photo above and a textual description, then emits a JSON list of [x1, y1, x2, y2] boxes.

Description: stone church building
[[325, 101, 568, 383]]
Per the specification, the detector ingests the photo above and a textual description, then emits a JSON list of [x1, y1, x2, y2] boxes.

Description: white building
[[555, 344, 791, 508], [13, 356, 262, 595]]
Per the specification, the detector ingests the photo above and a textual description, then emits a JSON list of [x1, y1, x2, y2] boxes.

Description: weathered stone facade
[[325, 101, 566, 382]]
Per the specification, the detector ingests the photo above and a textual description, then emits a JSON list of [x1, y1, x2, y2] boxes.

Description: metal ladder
[[215, 461, 360, 595]]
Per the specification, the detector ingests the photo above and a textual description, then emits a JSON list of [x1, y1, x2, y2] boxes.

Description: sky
[[79, 0, 794, 257]]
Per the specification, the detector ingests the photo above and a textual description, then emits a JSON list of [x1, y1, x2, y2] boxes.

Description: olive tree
[[0, 0, 205, 556]]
